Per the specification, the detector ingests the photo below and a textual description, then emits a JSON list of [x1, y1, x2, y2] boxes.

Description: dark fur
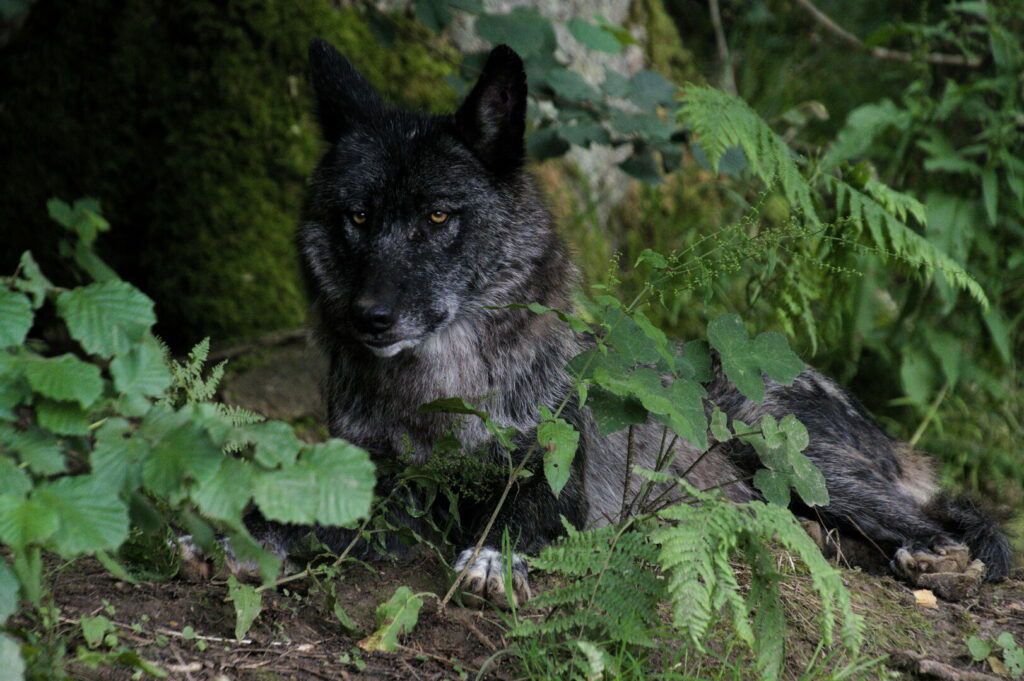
[[267, 40, 1011, 595]]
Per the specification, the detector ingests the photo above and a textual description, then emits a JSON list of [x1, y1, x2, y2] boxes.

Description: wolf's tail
[[930, 494, 1013, 581]]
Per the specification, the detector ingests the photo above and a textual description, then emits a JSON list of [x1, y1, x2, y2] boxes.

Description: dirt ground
[[36, 555, 1024, 681], [30, 337, 1023, 681]]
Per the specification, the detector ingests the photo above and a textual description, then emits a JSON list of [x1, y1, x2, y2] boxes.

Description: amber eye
[[429, 210, 449, 225], [350, 211, 367, 225]]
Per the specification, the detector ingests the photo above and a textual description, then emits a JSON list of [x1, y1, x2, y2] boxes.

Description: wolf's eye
[[429, 211, 449, 225], [350, 211, 368, 225]]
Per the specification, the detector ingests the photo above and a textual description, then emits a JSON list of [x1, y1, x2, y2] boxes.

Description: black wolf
[[259, 39, 1011, 603]]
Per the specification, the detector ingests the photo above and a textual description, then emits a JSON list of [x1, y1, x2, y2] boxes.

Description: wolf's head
[[298, 40, 567, 359]]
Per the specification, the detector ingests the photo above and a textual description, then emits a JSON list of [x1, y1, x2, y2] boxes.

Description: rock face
[[451, 0, 646, 216], [219, 341, 327, 425]]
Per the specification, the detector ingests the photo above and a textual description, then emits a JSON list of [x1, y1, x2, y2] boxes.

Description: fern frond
[[830, 177, 989, 307], [679, 85, 819, 227], [653, 483, 863, 681]]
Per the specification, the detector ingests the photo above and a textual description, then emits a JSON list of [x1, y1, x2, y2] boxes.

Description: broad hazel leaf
[[304, 439, 376, 526], [33, 476, 129, 557], [142, 421, 222, 498], [13, 251, 52, 309], [567, 17, 623, 54], [56, 281, 156, 358], [0, 290, 33, 348], [110, 336, 171, 398], [0, 494, 59, 550], [24, 353, 103, 407]]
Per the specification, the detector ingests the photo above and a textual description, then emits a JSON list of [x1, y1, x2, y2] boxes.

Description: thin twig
[[793, 0, 982, 67], [707, 0, 738, 95]]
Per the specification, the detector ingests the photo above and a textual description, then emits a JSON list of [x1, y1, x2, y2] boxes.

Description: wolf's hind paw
[[892, 544, 985, 601], [454, 546, 531, 609]]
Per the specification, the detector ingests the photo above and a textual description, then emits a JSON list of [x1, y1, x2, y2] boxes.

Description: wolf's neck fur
[[321, 180, 583, 464]]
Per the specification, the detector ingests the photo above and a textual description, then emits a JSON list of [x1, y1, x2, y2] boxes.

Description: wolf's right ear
[[456, 45, 527, 176], [308, 38, 383, 143]]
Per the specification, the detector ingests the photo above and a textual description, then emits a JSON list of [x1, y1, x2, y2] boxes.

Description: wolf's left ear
[[456, 45, 527, 176], [309, 38, 384, 143]]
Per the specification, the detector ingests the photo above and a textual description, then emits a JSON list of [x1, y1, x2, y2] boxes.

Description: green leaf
[[244, 420, 303, 468], [0, 560, 18, 623], [526, 127, 570, 160], [192, 458, 253, 522], [0, 459, 30, 498], [359, 586, 423, 652], [708, 315, 802, 403], [110, 336, 171, 398], [567, 17, 622, 53], [0, 633, 25, 681], [35, 399, 91, 435], [418, 397, 516, 449], [475, 8, 556, 58], [620, 147, 662, 185], [91, 418, 149, 493], [585, 386, 647, 436], [665, 379, 709, 451], [0, 291, 33, 348], [252, 466, 317, 524], [33, 476, 129, 557], [227, 576, 262, 641], [80, 615, 115, 648], [629, 70, 678, 111], [557, 121, 611, 148], [754, 468, 790, 506], [2, 428, 65, 475], [0, 494, 59, 549], [302, 440, 376, 526], [537, 407, 579, 498], [900, 349, 937, 407], [143, 421, 222, 498], [710, 406, 731, 443], [517, 302, 591, 334], [546, 68, 600, 102], [968, 635, 992, 661], [24, 353, 103, 407], [48, 197, 109, 245], [56, 281, 156, 358], [13, 252, 52, 309]]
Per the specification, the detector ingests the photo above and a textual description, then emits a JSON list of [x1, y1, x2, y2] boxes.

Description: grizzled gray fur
[[256, 39, 1012, 604]]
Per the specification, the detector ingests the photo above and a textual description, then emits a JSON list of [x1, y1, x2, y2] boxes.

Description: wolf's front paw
[[453, 546, 531, 609], [892, 544, 985, 601], [173, 535, 271, 583]]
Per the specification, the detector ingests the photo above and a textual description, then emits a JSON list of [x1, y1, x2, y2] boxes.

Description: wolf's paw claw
[[454, 546, 531, 609], [892, 544, 984, 601]]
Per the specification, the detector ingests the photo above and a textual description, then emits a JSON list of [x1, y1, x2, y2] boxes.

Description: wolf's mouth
[[362, 337, 420, 358]]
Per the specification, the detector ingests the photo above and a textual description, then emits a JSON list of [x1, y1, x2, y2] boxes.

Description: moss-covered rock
[[0, 1, 456, 347]]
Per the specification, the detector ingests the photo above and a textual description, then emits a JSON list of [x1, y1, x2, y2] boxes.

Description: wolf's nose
[[354, 300, 396, 333]]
